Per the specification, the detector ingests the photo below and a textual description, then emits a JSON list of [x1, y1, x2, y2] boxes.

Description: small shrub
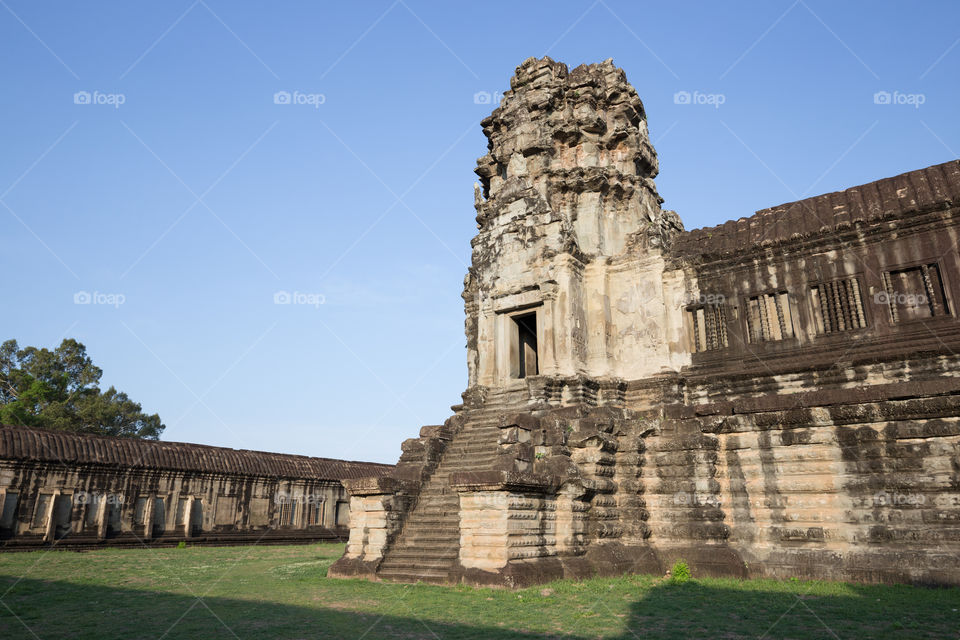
[[176, 541, 187, 549], [670, 560, 691, 584]]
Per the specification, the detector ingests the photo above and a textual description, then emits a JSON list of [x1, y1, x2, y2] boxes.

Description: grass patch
[[0, 543, 957, 638]]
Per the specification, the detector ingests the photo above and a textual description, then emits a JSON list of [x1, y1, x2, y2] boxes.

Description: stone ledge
[[341, 476, 418, 497], [449, 470, 563, 492]]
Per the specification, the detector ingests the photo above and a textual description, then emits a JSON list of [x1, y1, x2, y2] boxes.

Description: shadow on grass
[[0, 574, 956, 639]]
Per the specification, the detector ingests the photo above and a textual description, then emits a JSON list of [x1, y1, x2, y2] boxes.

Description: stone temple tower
[[330, 57, 960, 588], [464, 57, 685, 396]]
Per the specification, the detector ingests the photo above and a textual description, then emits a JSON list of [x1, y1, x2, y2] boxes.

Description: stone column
[[328, 477, 414, 578], [97, 495, 108, 540], [143, 494, 155, 541], [185, 496, 195, 539], [458, 490, 510, 572], [451, 470, 562, 578], [42, 490, 59, 543]]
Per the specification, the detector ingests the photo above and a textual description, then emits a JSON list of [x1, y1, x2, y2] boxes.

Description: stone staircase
[[376, 411, 504, 583]]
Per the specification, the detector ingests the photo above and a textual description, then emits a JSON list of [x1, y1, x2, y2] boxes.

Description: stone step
[[397, 527, 458, 537], [380, 561, 455, 574], [374, 413, 513, 584], [401, 515, 456, 524], [378, 568, 451, 584], [386, 548, 458, 561]]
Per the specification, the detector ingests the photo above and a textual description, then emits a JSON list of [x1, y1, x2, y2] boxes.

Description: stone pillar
[[554, 482, 588, 555], [42, 490, 59, 543], [451, 470, 562, 581], [185, 496, 195, 539], [143, 494, 155, 541], [328, 477, 414, 578], [97, 495, 108, 540], [458, 490, 510, 571]]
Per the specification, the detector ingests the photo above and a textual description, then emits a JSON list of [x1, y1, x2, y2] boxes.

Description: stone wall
[[331, 56, 960, 588], [0, 424, 392, 549]]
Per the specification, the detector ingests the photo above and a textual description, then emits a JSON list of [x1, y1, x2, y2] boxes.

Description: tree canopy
[[0, 339, 164, 439]]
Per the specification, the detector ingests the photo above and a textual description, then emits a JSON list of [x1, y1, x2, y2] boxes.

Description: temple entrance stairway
[[375, 408, 507, 583]]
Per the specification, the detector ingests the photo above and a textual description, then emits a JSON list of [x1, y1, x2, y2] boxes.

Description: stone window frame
[[494, 301, 544, 384], [879, 259, 952, 324], [83, 492, 101, 528], [31, 492, 55, 531], [808, 274, 869, 336], [685, 302, 730, 353], [133, 495, 150, 526], [741, 289, 797, 344], [152, 494, 169, 533], [0, 489, 19, 531], [305, 498, 325, 527]]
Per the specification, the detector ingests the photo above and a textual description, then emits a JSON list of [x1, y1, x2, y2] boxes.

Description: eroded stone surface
[[0, 424, 392, 548], [329, 56, 960, 587]]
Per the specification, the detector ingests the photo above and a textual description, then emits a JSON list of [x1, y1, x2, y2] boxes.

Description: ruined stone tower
[[329, 57, 960, 587], [464, 57, 684, 392]]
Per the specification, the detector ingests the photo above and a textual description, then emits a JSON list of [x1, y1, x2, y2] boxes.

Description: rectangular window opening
[[279, 501, 293, 527], [190, 499, 203, 533], [1, 493, 19, 530], [512, 312, 538, 378], [153, 498, 166, 533], [746, 292, 794, 343], [810, 277, 866, 334], [687, 304, 728, 352], [882, 263, 950, 322], [133, 497, 148, 525], [32, 494, 52, 529]]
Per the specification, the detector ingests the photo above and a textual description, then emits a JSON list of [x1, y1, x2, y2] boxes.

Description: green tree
[[0, 339, 164, 439]]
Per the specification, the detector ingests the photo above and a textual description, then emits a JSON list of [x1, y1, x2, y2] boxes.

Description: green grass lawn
[[0, 543, 957, 639]]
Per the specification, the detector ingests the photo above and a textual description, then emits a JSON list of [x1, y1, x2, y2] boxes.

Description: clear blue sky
[[2, 1, 957, 463]]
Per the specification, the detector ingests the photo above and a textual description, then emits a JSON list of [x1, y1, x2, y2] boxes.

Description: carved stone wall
[[0, 424, 391, 549], [330, 56, 960, 588]]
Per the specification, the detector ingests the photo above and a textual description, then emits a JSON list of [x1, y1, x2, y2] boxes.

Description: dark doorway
[[53, 495, 72, 539], [513, 312, 538, 378]]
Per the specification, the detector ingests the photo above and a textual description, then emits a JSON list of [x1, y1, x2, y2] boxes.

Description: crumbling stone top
[[0, 424, 393, 480], [673, 159, 960, 260]]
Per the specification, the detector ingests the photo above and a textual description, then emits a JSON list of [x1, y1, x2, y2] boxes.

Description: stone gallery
[[329, 57, 960, 587], [0, 423, 391, 548]]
